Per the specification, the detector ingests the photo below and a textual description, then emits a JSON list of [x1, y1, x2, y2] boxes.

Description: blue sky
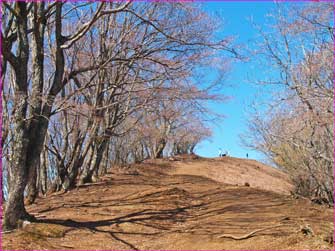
[[195, 2, 277, 161]]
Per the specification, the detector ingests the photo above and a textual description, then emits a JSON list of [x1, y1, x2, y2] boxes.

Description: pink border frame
[[0, 0, 333, 251]]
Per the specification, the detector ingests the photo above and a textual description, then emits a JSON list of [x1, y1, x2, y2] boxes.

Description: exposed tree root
[[218, 224, 283, 240]]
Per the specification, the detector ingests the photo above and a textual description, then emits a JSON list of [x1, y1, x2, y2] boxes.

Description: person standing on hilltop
[[218, 148, 223, 157]]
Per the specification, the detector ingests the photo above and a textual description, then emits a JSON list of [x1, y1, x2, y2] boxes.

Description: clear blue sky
[[195, 2, 277, 161]]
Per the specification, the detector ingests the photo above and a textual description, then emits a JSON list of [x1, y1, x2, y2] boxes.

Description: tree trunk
[[4, 2, 64, 229], [65, 135, 85, 190], [25, 158, 39, 205], [3, 2, 33, 230], [98, 142, 110, 176], [155, 138, 166, 158], [78, 145, 95, 185], [79, 139, 107, 184], [39, 149, 48, 195], [25, 2, 46, 205], [190, 144, 196, 154], [4, 92, 31, 229]]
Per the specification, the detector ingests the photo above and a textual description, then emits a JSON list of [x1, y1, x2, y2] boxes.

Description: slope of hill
[[165, 156, 293, 194], [2, 156, 333, 250]]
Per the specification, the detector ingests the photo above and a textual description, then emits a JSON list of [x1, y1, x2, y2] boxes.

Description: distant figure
[[246, 153, 249, 159], [218, 148, 223, 157]]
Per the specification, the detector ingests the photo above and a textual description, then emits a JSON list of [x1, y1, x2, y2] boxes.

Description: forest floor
[[2, 155, 334, 250]]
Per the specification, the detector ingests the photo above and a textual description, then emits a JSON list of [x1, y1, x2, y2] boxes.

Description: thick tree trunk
[[3, 92, 31, 230], [25, 2, 46, 205], [25, 111, 51, 203], [3, 2, 32, 230], [25, 126, 48, 203], [25, 128, 47, 203], [4, 2, 65, 229]]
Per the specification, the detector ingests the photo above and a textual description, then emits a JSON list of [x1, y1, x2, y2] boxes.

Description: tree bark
[[25, 2, 46, 205], [4, 2, 64, 229], [39, 148, 48, 195], [155, 138, 166, 159], [3, 2, 32, 230]]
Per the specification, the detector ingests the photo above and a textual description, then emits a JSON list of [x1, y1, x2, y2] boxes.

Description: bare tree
[[2, 1, 235, 230], [2, 1, 131, 230], [243, 2, 333, 204]]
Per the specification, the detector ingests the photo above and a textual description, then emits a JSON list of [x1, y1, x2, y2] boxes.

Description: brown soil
[[2, 156, 334, 250]]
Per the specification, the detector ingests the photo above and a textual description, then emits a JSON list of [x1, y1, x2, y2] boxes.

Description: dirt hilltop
[[2, 155, 333, 250], [164, 155, 293, 194]]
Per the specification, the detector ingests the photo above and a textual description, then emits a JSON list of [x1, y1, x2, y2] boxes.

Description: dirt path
[[2, 157, 333, 250]]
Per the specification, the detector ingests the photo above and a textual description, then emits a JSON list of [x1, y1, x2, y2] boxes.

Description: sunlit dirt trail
[[3, 156, 333, 250]]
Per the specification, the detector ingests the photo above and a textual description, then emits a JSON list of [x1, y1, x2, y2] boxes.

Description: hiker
[[246, 153, 248, 159], [218, 148, 223, 157]]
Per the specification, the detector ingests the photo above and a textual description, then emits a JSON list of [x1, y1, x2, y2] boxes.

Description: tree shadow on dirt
[[35, 203, 205, 250]]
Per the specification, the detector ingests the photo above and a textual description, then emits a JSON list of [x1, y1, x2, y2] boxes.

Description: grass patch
[[24, 223, 69, 238]]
